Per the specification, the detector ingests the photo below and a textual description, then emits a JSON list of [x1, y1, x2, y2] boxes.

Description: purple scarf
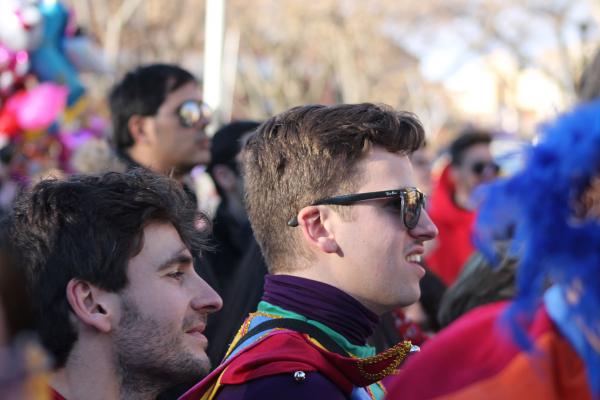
[[261, 275, 379, 345]]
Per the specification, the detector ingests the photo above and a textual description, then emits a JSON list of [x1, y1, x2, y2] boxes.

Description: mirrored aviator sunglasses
[[176, 100, 212, 128]]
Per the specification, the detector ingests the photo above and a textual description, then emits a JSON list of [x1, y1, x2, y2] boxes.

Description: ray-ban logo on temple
[[287, 187, 426, 230]]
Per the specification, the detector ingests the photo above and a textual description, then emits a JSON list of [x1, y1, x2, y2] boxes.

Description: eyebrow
[[156, 247, 194, 272]]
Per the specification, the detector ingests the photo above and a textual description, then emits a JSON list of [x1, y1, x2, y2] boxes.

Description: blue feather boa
[[474, 99, 600, 395]]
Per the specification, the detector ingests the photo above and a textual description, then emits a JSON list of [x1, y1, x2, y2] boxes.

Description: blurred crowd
[[1, 1, 600, 400]]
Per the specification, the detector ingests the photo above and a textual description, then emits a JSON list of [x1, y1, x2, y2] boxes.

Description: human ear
[[297, 206, 339, 254], [65, 279, 115, 333], [127, 115, 153, 145]]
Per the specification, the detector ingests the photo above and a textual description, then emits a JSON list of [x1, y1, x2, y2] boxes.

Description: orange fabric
[[432, 332, 591, 400]]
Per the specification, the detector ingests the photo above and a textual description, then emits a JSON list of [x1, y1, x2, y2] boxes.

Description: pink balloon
[[10, 83, 68, 131]]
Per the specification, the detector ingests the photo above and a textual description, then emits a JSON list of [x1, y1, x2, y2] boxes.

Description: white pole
[[203, 0, 226, 134], [221, 28, 240, 123]]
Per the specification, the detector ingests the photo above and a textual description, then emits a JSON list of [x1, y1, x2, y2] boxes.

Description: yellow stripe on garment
[[199, 368, 227, 400]]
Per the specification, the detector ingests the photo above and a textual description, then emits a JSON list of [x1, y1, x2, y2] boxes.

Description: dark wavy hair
[[9, 169, 210, 367]]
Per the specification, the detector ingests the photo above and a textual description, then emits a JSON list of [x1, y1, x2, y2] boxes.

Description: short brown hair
[[243, 103, 425, 272]]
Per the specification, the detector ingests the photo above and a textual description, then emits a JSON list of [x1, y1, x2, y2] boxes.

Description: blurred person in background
[[386, 99, 600, 400], [0, 218, 51, 400], [415, 45, 600, 395], [108, 62, 219, 281], [8, 169, 222, 400], [203, 120, 270, 367], [205, 120, 262, 292], [109, 64, 212, 183], [181, 103, 437, 400], [426, 130, 499, 286], [436, 252, 517, 329]]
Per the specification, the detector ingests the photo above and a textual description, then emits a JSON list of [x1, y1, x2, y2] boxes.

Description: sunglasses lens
[[403, 189, 422, 229], [472, 162, 485, 175], [178, 101, 211, 128], [471, 161, 500, 176]]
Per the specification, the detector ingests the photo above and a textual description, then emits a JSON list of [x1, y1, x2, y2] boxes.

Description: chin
[[396, 292, 421, 308], [181, 350, 212, 377], [193, 355, 212, 376]]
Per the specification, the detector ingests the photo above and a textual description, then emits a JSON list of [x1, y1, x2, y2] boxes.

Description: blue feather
[[475, 99, 600, 396]]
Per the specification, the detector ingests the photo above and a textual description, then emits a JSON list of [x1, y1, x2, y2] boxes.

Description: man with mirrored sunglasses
[[426, 129, 499, 286], [181, 103, 438, 400], [110, 64, 212, 181]]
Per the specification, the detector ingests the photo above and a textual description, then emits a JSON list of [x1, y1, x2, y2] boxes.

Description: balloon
[[30, 0, 85, 106], [16, 83, 67, 131], [0, 0, 44, 52], [1, 83, 67, 133]]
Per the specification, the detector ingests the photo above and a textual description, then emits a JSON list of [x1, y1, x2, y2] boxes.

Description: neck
[[118, 373, 166, 400], [52, 341, 163, 400], [263, 274, 379, 345], [126, 148, 185, 182], [51, 350, 120, 400]]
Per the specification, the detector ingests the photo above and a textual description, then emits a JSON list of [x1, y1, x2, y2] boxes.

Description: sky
[[392, 0, 600, 129]]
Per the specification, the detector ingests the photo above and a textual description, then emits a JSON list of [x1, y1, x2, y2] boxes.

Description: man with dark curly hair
[[8, 169, 222, 400]]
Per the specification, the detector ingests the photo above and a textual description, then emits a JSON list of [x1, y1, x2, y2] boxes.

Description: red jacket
[[425, 164, 476, 286]]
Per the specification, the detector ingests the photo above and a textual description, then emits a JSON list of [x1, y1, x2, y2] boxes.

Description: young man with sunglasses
[[426, 130, 499, 286], [110, 64, 212, 181], [181, 103, 438, 400]]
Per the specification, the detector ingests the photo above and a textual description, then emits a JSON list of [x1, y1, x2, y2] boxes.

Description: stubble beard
[[113, 296, 210, 399]]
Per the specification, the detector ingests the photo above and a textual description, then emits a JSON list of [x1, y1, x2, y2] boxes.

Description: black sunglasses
[[287, 187, 426, 230], [175, 100, 212, 128], [471, 161, 500, 176]]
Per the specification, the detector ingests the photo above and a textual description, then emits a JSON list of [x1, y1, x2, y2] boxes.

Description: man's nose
[[190, 278, 223, 314], [409, 209, 438, 241]]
